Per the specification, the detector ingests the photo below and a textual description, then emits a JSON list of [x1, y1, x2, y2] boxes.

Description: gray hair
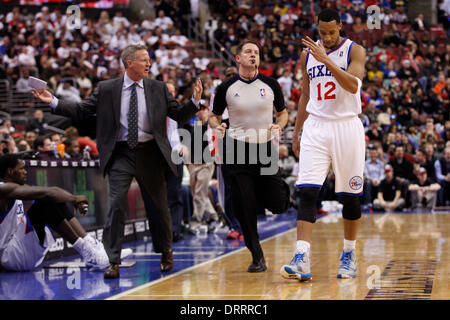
[[121, 44, 148, 68]]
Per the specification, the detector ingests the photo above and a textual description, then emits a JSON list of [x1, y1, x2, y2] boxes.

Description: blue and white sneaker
[[337, 250, 357, 278], [280, 252, 312, 281]]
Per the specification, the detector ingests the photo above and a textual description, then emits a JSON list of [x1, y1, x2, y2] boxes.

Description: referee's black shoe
[[247, 257, 267, 273]]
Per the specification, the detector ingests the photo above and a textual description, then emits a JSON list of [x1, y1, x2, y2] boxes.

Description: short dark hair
[[33, 135, 48, 150], [0, 153, 20, 179], [318, 8, 340, 24], [236, 40, 261, 55]]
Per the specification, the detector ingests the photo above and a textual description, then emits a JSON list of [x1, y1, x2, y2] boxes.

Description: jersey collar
[[237, 72, 260, 84]]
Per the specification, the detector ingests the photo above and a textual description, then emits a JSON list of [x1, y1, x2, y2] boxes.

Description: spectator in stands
[[63, 126, 99, 158], [390, 144, 415, 183], [412, 13, 429, 31], [435, 146, 450, 206], [170, 29, 189, 46], [420, 117, 443, 144], [183, 105, 219, 230], [56, 80, 81, 103], [76, 69, 93, 99], [352, 16, 368, 33], [282, 43, 299, 63], [32, 135, 56, 160], [278, 143, 296, 182], [24, 131, 37, 151], [364, 144, 386, 205], [63, 137, 82, 160], [15, 68, 32, 93], [414, 148, 437, 182], [367, 121, 384, 143], [397, 59, 417, 80], [141, 15, 155, 31], [154, 9, 174, 31], [408, 167, 441, 209], [16, 139, 30, 152], [26, 109, 48, 136], [17, 46, 36, 67], [278, 69, 293, 98], [373, 164, 405, 211]]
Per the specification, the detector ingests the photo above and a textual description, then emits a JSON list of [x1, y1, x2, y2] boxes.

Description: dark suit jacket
[[53, 77, 198, 176]]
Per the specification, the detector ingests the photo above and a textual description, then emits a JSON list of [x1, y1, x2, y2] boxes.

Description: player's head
[[235, 40, 260, 69], [0, 154, 27, 185], [317, 8, 342, 50]]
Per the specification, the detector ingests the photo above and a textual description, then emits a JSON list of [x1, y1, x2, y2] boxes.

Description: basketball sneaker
[[120, 248, 133, 259], [84, 236, 109, 270], [280, 251, 312, 281], [73, 237, 108, 270], [337, 250, 357, 278]]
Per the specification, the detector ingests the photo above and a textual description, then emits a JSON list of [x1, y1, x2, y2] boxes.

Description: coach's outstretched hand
[[31, 89, 53, 104], [193, 78, 203, 102]]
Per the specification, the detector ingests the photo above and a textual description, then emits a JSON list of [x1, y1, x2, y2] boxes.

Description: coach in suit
[[32, 44, 203, 278]]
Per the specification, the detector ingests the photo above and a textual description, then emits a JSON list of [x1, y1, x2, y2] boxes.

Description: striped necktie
[[127, 82, 139, 149]]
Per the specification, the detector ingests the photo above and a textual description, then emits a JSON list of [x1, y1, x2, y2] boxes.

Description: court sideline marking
[[106, 227, 296, 300]]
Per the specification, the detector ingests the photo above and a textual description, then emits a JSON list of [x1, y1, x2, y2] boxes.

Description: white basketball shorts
[[1, 213, 55, 271], [295, 114, 365, 195]]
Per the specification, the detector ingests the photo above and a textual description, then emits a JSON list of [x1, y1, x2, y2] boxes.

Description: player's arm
[[323, 43, 365, 94], [292, 50, 310, 157], [0, 183, 89, 213], [302, 36, 365, 94]]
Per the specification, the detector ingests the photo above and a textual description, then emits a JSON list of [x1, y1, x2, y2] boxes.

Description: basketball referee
[[209, 40, 290, 272]]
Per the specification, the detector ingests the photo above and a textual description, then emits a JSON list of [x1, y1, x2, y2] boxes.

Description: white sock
[[72, 237, 84, 254], [296, 240, 310, 254], [343, 239, 356, 252]]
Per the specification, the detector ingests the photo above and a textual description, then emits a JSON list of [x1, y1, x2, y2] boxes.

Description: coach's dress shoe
[[247, 257, 267, 273], [104, 263, 120, 279], [160, 249, 173, 272]]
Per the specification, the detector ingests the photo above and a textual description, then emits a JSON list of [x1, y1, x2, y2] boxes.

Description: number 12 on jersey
[[317, 81, 336, 100]]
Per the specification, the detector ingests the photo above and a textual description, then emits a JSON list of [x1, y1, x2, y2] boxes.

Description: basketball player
[[0, 154, 109, 271], [280, 8, 366, 281]]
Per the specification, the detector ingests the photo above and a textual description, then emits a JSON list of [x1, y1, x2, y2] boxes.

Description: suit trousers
[[102, 140, 172, 264]]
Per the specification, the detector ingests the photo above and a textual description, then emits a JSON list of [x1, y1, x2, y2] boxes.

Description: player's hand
[[73, 195, 89, 215], [302, 36, 328, 64], [193, 78, 203, 101], [31, 89, 53, 104], [213, 123, 227, 139]]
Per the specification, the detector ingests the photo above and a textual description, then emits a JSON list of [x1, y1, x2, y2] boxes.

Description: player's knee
[[296, 187, 321, 223], [340, 194, 361, 220]]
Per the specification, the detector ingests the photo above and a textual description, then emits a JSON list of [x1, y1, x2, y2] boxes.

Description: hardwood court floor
[[110, 212, 450, 300]]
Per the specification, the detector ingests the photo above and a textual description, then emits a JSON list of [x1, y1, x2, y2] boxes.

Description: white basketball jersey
[[305, 38, 362, 120], [0, 188, 24, 252], [0, 182, 54, 271]]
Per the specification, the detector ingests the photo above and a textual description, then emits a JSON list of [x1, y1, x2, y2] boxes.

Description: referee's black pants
[[224, 138, 290, 262]]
